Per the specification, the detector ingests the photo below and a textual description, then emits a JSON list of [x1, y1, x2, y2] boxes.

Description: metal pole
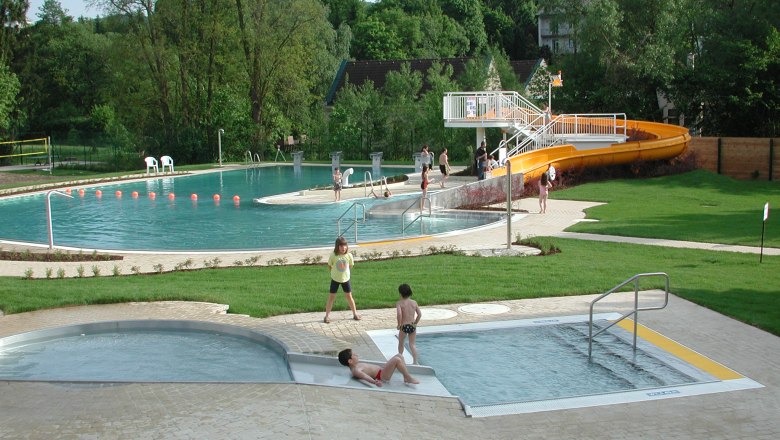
[[218, 129, 225, 167], [548, 79, 552, 112], [47, 136, 52, 175], [46, 190, 73, 250], [506, 160, 512, 249]]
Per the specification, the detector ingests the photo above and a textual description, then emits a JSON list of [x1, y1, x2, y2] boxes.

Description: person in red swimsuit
[[338, 348, 419, 386], [420, 164, 433, 210]]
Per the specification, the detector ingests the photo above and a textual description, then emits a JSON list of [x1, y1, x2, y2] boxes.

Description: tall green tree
[[382, 63, 422, 159], [234, 0, 337, 151], [0, 62, 20, 133], [667, 0, 780, 136], [13, 1, 113, 143], [325, 80, 384, 158], [0, 0, 28, 64]]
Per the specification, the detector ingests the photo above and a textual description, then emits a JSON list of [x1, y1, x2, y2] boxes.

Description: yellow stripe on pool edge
[[616, 320, 743, 380], [355, 236, 432, 247]]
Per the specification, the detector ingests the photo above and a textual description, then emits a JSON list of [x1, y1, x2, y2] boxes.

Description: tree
[[439, 0, 487, 55], [1, 0, 28, 64], [382, 63, 422, 159], [326, 81, 384, 158], [667, 0, 780, 136], [234, 0, 337, 150], [351, 15, 406, 60], [0, 62, 20, 133]]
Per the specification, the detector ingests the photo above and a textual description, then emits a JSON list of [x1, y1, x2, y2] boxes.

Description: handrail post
[[46, 190, 74, 250], [588, 272, 670, 361]]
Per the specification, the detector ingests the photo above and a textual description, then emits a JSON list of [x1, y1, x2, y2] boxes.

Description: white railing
[[443, 91, 542, 124]]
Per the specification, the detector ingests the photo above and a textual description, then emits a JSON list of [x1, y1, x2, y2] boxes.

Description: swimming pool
[[0, 320, 292, 382], [368, 314, 762, 416], [0, 165, 503, 251]]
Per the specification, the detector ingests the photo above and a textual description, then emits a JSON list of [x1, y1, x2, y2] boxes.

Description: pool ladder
[[588, 272, 670, 360], [245, 150, 261, 167], [363, 171, 390, 197], [336, 202, 366, 242]]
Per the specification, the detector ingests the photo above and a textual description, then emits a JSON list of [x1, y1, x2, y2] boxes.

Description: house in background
[[537, 8, 576, 54]]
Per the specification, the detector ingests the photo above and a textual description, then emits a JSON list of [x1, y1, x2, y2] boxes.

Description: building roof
[[325, 57, 542, 106]]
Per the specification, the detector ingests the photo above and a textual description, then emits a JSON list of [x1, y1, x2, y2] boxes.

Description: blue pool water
[[0, 165, 501, 251], [414, 320, 709, 406], [0, 325, 292, 382]]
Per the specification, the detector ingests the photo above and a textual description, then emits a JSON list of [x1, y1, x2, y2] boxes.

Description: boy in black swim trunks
[[338, 349, 419, 386], [396, 283, 422, 365]]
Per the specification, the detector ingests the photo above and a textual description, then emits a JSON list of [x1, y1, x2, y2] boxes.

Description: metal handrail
[[363, 171, 391, 198], [336, 202, 366, 242], [363, 171, 373, 197], [401, 197, 431, 235], [588, 272, 670, 360]]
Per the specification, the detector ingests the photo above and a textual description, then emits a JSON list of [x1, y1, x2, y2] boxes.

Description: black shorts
[[330, 279, 352, 294], [401, 324, 416, 334], [439, 165, 448, 175]]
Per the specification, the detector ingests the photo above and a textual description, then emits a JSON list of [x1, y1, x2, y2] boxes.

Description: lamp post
[[217, 128, 225, 167], [46, 190, 73, 250], [548, 70, 563, 113]]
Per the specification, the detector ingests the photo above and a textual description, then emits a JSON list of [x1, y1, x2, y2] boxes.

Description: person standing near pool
[[420, 164, 433, 210], [438, 148, 450, 188], [475, 141, 487, 180], [396, 283, 422, 365], [539, 169, 552, 213], [421, 144, 431, 168], [333, 167, 342, 201], [324, 236, 360, 323]]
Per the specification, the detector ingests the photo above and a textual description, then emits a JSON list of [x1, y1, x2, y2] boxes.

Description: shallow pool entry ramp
[[287, 353, 451, 397]]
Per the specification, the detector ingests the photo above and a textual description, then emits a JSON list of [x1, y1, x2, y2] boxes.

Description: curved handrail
[[401, 197, 431, 234], [336, 202, 366, 242], [588, 272, 670, 360]]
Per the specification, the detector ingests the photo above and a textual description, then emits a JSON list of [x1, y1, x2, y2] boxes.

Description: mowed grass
[[1, 168, 778, 336], [1, 238, 778, 335], [554, 169, 780, 247]]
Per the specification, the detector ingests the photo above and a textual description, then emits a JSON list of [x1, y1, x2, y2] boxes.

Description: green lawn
[[554, 170, 780, 247], [1, 169, 778, 337], [1, 239, 778, 335]]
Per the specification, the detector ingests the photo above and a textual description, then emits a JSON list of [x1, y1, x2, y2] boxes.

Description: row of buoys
[[63, 187, 240, 203]]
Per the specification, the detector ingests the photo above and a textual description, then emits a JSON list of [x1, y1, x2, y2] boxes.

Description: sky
[[27, 0, 100, 22]]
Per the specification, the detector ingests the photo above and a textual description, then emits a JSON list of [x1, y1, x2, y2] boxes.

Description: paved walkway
[[1, 173, 779, 438]]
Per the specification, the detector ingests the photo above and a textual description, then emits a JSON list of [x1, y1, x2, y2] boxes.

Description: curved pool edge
[[0, 319, 294, 383]]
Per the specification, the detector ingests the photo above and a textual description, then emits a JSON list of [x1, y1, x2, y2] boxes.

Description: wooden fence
[[687, 137, 779, 181]]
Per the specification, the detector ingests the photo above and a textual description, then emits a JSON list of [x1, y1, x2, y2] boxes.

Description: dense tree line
[[1, 0, 778, 168]]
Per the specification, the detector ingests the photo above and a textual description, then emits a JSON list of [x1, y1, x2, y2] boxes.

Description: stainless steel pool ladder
[[363, 171, 390, 197], [588, 272, 670, 360], [337, 202, 366, 242], [244, 150, 261, 167], [401, 197, 432, 235]]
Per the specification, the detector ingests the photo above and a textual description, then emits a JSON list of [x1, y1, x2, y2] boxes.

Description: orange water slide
[[491, 120, 691, 181]]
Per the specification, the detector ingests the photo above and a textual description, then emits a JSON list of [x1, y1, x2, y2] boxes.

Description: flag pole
[[760, 202, 769, 263]]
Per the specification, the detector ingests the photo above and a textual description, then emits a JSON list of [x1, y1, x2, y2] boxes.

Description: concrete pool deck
[[1, 294, 779, 438], [1, 172, 779, 438]]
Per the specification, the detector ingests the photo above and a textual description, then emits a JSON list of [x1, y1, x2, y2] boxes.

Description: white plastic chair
[[160, 155, 174, 173], [144, 157, 159, 174]]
